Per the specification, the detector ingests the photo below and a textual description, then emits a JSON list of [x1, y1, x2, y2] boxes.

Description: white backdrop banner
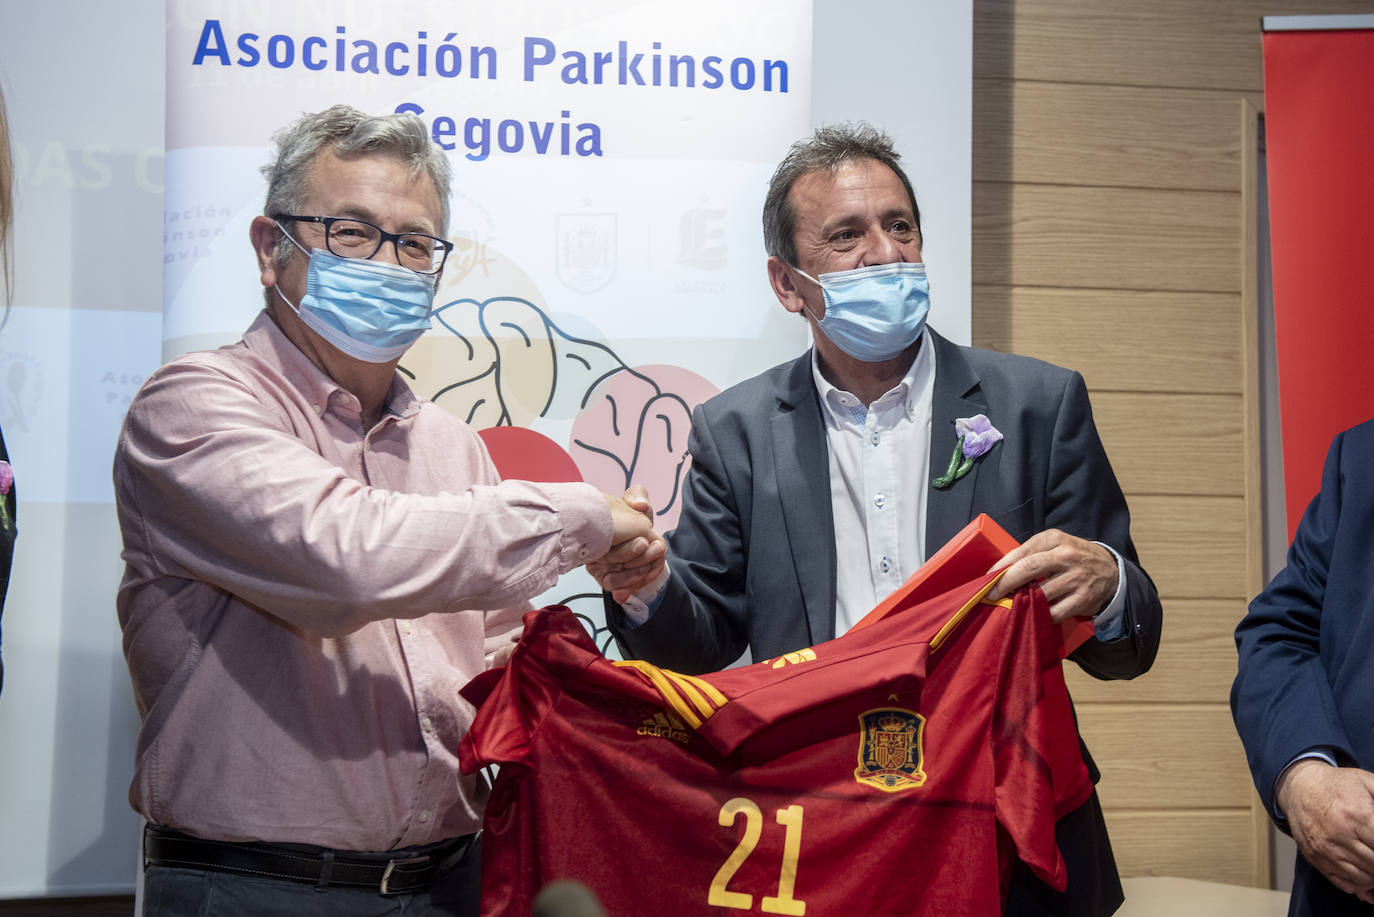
[[164, 0, 815, 644], [0, 0, 971, 899]]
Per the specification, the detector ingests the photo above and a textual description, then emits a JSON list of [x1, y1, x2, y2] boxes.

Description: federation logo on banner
[[677, 205, 728, 270], [855, 708, 927, 792], [556, 212, 617, 294], [0, 350, 45, 436]]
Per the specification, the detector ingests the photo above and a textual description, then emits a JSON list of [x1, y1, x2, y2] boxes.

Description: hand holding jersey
[[988, 529, 1120, 625]]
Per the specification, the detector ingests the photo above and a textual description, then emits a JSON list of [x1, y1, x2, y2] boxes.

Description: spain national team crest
[[555, 212, 617, 293], [854, 708, 927, 792]]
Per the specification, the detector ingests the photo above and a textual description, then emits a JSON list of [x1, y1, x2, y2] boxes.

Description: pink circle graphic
[[569, 364, 719, 532], [479, 426, 583, 484]]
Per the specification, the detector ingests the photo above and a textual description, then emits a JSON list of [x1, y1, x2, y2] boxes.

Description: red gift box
[[850, 513, 1094, 657]]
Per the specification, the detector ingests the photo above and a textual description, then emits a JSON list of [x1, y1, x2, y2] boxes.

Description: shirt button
[[871, 433, 880, 446], [880, 557, 891, 573], [420, 715, 432, 732], [873, 493, 886, 509], [402, 622, 413, 636], [419, 810, 431, 824]]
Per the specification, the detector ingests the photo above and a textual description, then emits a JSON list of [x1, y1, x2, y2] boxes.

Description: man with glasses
[[113, 105, 663, 916]]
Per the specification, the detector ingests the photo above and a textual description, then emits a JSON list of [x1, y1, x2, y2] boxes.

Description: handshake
[[593, 485, 667, 604]]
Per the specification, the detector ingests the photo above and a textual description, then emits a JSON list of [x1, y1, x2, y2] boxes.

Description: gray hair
[[262, 104, 452, 267], [762, 122, 921, 266]]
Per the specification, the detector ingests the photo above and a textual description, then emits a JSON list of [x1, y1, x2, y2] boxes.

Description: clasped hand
[[1278, 760, 1374, 903], [593, 485, 667, 603]]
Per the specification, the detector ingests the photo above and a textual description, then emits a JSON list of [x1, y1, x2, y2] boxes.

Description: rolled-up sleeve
[[115, 357, 610, 637]]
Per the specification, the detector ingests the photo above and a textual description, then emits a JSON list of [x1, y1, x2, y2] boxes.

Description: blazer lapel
[[771, 353, 837, 646], [925, 331, 988, 556]]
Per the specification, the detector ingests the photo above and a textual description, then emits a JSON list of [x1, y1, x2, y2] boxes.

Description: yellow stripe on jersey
[[930, 571, 1011, 652], [654, 666, 717, 722], [613, 660, 727, 729], [614, 660, 704, 728], [660, 669, 729, 719], [612, 577, 1016, 724]]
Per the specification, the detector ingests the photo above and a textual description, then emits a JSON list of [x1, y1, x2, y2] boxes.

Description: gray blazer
[[609, 329, 1161, 681], [605, 328, 1162, 916]]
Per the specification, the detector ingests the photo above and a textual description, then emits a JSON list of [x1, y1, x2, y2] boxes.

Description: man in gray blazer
[[596, 123, 1162, 917]]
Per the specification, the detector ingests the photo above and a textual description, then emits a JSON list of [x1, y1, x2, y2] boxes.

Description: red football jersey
[[459, 573, 1091, 917]]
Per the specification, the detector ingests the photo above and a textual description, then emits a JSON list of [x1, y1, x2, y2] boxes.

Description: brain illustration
[[401, 296, 719, 531], [570, 364, 717, 528]]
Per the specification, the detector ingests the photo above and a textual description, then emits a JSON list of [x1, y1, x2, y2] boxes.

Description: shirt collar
[[242, 310, 422, 420], [811, 334, 933, 428]]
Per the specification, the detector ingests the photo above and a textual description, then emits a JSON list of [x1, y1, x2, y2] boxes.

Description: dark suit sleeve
[[0, 425, 11, 695], [1231, 431, 1353, 822], [1045, 371, 1162, 680], [605, 404, 749, 675]]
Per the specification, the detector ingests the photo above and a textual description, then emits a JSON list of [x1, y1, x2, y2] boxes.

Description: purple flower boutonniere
[[0, 460, 11, 530], [932, 414, 1003, 489]]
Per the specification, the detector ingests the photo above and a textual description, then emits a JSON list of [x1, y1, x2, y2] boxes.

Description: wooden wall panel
[[1077, 706, 1254, 809], [970, 287, 1243, 395], [1127, 495, 1247, 599], [1104, 811, 1257, 885], [973, 80, 1260, 190], [1094, 392, 1245, 496], [1065, 599, 1243, 704], [972, 183, 1240, 292], [961, 0, 1366, 888], [973, 0, 1373, 90], [974, 0, 1261, 88], [1240, 94, 1274, 884]]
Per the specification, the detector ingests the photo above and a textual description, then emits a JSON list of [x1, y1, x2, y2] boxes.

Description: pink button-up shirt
[[114, 312, 611, 850]]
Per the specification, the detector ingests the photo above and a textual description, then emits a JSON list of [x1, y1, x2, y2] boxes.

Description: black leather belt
[[143, 825, 475, 895]]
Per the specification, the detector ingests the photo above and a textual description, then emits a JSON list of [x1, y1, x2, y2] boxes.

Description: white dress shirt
[[627, 336, 1127, 640], [811, 343, 936, 634]]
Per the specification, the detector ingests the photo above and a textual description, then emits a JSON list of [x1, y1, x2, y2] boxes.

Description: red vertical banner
[[1263, 25, 1374, 539]]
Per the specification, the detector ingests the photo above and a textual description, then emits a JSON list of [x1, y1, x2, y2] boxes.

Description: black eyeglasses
[[274, 215, 453, 275]]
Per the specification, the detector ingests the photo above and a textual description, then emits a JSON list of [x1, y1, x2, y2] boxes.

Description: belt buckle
[[380, 855, 429, 895]]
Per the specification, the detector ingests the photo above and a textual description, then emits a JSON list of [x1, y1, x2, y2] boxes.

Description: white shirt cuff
[[1273, 749, 1339, 822], [1090, 542, 1128, 640], [619, 565, 671, 626]]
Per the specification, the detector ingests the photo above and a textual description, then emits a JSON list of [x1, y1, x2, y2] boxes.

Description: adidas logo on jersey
[[637, 711, 691, 744], [764, 647, 817, 668]]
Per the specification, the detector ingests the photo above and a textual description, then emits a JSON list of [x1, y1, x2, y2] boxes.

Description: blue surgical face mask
[[794, 261, 931, 363], [274, 226, 437, 363]]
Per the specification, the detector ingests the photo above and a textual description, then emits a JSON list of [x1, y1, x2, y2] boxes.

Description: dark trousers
[[1004, 792, 1124, 917], [142, 835, 482, 917], [1289, 856, 1374, 917]]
